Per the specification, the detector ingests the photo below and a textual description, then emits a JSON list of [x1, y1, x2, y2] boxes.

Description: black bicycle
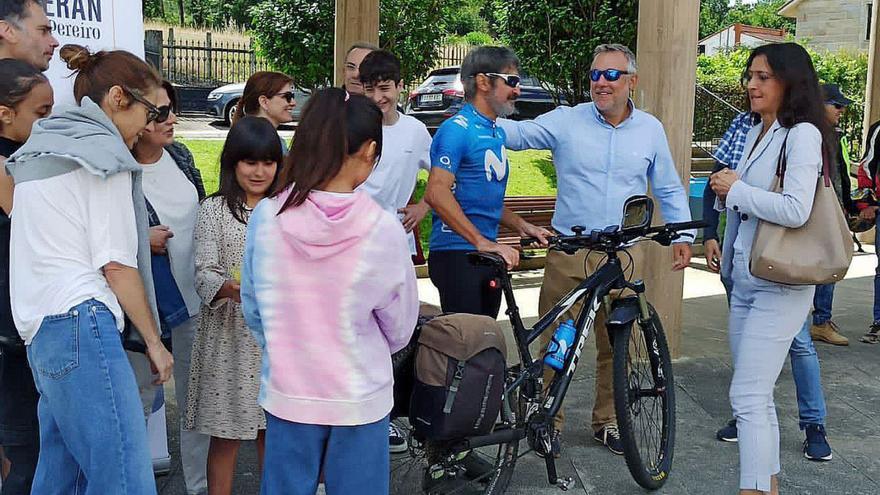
[[390, 195, 705, 494]]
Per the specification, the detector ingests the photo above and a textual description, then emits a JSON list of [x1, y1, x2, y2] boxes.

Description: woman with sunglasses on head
[[185, 116, 282, 495], [709, 42, 836, 495], [233, 71, 296, 154], [3, 44, 173, 494], [130, 80, 211, 495], [0, 58, 53, 495]]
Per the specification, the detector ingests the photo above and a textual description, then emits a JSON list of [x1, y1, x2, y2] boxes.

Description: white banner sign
[[44, 0, 145, 106]]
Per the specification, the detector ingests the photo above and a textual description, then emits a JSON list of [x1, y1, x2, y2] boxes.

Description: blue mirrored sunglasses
[[590, 69, 630, 82]]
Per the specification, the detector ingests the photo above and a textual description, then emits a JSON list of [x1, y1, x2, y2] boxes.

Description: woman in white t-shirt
[[131, 81, 210, 495]]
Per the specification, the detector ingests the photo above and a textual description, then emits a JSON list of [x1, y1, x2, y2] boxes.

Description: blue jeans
[[261, 412, 389, 495], [811, 284, 835, 325], [789, 319, 827, 428], [26, 300, 155, 495]]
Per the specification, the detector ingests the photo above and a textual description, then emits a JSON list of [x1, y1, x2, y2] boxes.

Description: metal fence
[[693, 84, 744, 159], [144, 28, 270, 87]]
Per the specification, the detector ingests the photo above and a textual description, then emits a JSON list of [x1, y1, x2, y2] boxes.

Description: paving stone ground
[[156, 269, 880, 495]]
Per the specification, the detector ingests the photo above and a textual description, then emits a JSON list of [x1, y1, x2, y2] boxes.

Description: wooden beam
[[865, 2, 880, 146], [334, 0, 380, 87], [635, 0, 700, 358]]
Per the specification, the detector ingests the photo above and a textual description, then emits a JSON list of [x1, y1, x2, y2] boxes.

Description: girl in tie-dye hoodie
[[240, 88, 418, 495]]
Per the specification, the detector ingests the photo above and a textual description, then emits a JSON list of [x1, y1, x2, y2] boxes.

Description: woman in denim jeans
[[4, 45, 173, 495], [710, 43, 836, 495]]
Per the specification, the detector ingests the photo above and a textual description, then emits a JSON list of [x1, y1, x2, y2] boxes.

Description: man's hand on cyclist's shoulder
[[476, 238, 520, 270]]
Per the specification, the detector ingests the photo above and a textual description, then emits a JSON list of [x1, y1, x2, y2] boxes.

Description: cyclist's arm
[[424, 167, 492, 249]]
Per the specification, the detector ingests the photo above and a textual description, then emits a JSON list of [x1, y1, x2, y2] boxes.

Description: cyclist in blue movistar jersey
[[424, 46, 551, 319]]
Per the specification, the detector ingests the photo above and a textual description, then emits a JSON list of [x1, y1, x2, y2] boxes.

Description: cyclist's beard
[[490, 95, 516, 118]]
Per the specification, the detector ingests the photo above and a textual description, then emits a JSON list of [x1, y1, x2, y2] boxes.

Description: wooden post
[[865, 2, 880, 145], [635, 0, 700, 357], [334, 0, 379, 87]]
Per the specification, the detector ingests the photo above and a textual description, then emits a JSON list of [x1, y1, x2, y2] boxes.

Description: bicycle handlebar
[[519, 220, 707, 252]]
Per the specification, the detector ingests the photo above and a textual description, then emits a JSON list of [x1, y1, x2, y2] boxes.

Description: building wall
[[699, 26, 736, 55], [791, 0, 871, 52]]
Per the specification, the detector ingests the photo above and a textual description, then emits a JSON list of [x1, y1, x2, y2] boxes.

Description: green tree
[[725, 0, 795, 33], [496, 0, 638, 105], [251, 0, 451, 90], [699, 0, 730, 39]]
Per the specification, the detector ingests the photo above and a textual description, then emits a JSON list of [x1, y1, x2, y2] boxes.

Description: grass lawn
[[179, 139, 556, 197], [180, 139, 556, 253]]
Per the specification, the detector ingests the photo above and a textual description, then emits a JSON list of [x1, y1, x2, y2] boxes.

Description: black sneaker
[[423, 458, 486, 495], [389, 423, 408, 454], [593, 425, 624, 455], [716, 418, 738, 443], [803, 424, 832, 461], [534, 429, 562, 459]]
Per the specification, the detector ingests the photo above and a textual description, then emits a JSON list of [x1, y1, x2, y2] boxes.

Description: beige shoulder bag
[[750, 134, 853, 285]]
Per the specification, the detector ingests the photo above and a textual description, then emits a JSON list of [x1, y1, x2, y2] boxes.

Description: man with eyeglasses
[[0, 2, 58, 492], [424, 45, 551, 319], [497, 43, 694, 458]]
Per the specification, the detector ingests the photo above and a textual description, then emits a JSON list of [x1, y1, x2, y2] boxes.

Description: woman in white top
[[131, 81, 210, 495], [4, 44, 173, 495], [710, 43, 835, 495]]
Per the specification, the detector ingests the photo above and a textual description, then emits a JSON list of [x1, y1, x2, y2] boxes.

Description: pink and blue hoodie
[[241, 188, 419, 426]]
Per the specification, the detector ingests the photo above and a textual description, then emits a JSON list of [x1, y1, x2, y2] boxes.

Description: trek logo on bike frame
[[566, 296, 601, 377]]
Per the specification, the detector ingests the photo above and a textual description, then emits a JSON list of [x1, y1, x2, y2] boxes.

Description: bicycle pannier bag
[[750, 135, 853, 285], [409, 313, 508, 441], [391, 303, 443, 418]]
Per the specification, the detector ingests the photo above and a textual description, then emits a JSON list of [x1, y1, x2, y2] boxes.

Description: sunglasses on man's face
[[122, 86, 172, 124], [480, 73, 521, 88], [590, 69, 630, 82], [275, 91, 295, 103]]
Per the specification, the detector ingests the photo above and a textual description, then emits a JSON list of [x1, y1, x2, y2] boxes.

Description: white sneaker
[[389, 422, 408, 454]]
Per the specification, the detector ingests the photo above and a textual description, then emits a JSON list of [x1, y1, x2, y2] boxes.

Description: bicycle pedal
[[555, 477, 575, 491]]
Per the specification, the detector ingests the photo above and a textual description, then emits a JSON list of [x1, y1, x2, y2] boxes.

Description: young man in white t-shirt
[[357, 50, 431, 453], [358, 50, 432, 258]]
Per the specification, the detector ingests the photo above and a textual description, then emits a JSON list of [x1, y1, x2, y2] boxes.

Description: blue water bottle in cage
[[544, 320, 576, 371]]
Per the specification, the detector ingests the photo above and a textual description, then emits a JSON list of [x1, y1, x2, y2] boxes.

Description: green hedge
[[696, 46, 867, 157]]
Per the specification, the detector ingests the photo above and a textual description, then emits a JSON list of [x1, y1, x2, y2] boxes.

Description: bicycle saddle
[[467, 251, 506, 268]]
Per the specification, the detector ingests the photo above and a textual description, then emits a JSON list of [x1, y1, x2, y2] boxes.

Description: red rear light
[[442, 88, 464, 98]]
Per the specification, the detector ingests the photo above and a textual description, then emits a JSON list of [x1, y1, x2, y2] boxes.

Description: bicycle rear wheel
[[390, 376, 521, 495], [611, 304, 675, 490]]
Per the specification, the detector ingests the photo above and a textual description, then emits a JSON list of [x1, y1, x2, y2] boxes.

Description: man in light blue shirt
[[498, 43, 693, 457]]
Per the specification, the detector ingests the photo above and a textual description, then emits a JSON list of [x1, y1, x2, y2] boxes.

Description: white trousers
[[728, 252, 814, 492], [130, 317, 210, 495]]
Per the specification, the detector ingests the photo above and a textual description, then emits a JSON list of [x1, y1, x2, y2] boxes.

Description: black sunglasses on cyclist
[[275, 91, 296, 103], [122, 86, 171, 124], [590, 69, 630, 82], [480, 73, 521, 88]]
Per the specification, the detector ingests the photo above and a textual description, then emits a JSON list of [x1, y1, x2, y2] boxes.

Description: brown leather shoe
[[811, 321, 849, 346]]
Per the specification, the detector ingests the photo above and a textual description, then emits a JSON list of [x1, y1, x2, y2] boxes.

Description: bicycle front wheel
[[611, 304, 675, 490]]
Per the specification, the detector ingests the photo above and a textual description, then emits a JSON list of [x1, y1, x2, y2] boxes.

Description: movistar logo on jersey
[[484, 147, 508, 182]]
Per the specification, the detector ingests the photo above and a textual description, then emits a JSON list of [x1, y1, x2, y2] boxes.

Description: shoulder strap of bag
[[443, 360, 466, 414], [776, 130, 831, 190]]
